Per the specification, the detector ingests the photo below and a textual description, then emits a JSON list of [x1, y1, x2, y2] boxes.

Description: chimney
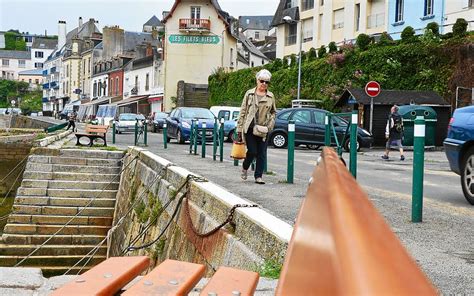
[[79, 17, 83, 28], [146, 43, 153, 57], [58, 20, 67, 49]]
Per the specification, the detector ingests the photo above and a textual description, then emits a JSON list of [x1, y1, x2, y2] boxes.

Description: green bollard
[[233, 129, 239, 167], [134, 119, 138, 146], [144, 120, 148, 146], [287, 120, 295, 184], [163, 122, 168, 149], [112, 121, 116, 144], [325, 114, 331, 146], [189, 119, 195, 154], [213, 118, 217, 161], [194, 120, 199, 155], [219, 118, 224, 162], [349, 111, 358, 178], [412, 116, 425, 223], [201, 122, 207, 158]]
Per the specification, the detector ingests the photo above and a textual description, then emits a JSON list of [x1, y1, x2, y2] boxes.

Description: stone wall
[[110, 148, 292, 274], [9, 115, 54, 130]]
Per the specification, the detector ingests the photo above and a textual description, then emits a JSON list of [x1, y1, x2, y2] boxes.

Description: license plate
[[206, 131, 213, 136]]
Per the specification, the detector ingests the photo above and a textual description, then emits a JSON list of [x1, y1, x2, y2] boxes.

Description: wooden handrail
[[276, 148, 437, 295]]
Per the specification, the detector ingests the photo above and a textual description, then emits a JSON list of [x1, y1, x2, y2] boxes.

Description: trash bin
[[398, 105, 437, 146]]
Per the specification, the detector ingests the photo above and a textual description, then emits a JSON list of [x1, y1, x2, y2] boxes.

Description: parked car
[[210, 106, 240, 142], [269, 108, 373, 151], [152, 112, 169, 132], [444, 106, 474, 205], [116, 113, 145, 133], [166, 107, 216, 144]]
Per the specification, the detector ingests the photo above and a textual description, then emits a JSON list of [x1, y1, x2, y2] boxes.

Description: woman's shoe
[[255, 177, 265, 184], [241, 169, 248, 180]]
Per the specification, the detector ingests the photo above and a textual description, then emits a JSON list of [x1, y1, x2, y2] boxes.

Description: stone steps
[[25, 163, 121, 174], [14, 196, 116, 208], [58, 149, 123, 159], [21, 179, 120, 190], [28, 155, 122, 167], [7, 214, 113, 226], [0, 244, 107, 256], [0, 255, 106, 267], [3, 224, 110, 236], [2, 233, 107, 245], [23, 171, 118, 182], [12, 205, 115, 216], [17, 188, 118, 199]]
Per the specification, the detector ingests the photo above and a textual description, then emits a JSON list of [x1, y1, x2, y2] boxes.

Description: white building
[[239, 15, 273, 41], [0, 50, 32, 80], [236, 34, 271, 70], [31, 37, 57, 69], [444, 0, 474, 33]]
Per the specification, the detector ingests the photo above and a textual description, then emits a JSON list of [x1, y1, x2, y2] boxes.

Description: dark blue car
[[166, 107, 216, 144], [444, 106, 474, 205]]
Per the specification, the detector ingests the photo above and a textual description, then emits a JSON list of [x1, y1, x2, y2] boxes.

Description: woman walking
[[236, 69, 277, 184]]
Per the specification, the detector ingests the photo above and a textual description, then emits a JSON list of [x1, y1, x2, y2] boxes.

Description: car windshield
[[181, 108, 214, 119], [155, 112, 168, 119], [120, 114, 144, 121]]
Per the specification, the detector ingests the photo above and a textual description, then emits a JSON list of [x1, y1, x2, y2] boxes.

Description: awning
[[117, 95, 149, 106], [91, 96, 112, 106], [148, 96, 163, 103]]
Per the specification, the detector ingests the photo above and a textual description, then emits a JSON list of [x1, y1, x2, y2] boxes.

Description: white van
[[209, 106, 240, 121]]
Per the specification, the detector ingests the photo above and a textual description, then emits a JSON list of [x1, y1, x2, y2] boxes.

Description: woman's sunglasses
[[259, 80, 270, 85]]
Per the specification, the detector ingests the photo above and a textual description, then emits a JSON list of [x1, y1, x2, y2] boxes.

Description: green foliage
[[317, 45, 327, 58], [19, 89, 42, 114], [356, 33, 371, 50], [307, 48, 317, 61], [0, 80, 30, 107], [453, 18, 468, 38], [258, 260, 282, 279], [3, 32, 26, 50], [401, 26, 417, 43], [377, 32, 393, 46], [289, 54, 297, 67], [328, 42, 338, 53], [426, 22, 440, 36]]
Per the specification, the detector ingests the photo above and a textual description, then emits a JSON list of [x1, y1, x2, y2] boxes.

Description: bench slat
[[200, 266, 259, 296], [122, 259, 205, 296], [51, 256, 150, 296]]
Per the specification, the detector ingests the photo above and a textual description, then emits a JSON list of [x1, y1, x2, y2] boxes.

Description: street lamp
[[283, 15, 303, 101]]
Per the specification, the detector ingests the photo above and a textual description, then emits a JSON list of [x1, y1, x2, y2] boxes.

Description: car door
[[289, 109, 314, 143], [312, 110, 327, 144], [167, 109, 178, 137]]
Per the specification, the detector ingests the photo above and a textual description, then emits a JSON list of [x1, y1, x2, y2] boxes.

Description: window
[[424, 0, 434, 16], [302, 0, 314, 11], [251, 61, 254, 67], [34, 62, 43, 68], [318, 14, 323, 39], [35, 79, 39, 84], [314, 111, 325, 125], [35, 51, 44, 58], [278, 110, 292, 120], [469, 0, 473, 8], [18, 60, 26, 68], [255, 31, 260, 40], [284, 0, 292, 9], [230, 48, 234, 66], [66, 65, 69, 77], [191, 6, 201, 20], [286, 23, 297, 45], [110, 78, 114, 96], [292, 110, 312, 124], [29, 79, 32, 83], [262, 59, 265, 65], [102, 81, 107, 96], [2, 59, 9, 67], [395, 0, 404, 22], [93, 82, 97, 97], [218, 110, 230, 121], [145, 73, 150, 91], [83, 60, 86, 75], [303, 18, 314, 42], [355, 3, 361, 31], [333, 8, 344, 29], [115, 77, 119, 95], [135, 76, 138, 87], [320, 0, 324, 6], [66, 81, 69, 94], [88, 58, 91, 73]]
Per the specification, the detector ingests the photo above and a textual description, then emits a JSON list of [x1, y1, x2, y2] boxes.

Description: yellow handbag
[[231, 142, 246, 159]]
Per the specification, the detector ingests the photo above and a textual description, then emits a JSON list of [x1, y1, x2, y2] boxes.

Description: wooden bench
[[76, 124, 109, 147], [52, 148, 437, 295]]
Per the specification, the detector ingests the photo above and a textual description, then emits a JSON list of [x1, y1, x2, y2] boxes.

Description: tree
[[378, 32, 393, 46], [356, 33, 371, 50], [401, 26, 417, 43], [307, 47, 317, 61], [328, 42, 338, 53], [426, 22, 440, 36], [317, 45, 327, 58], [452, 18, 468, 38]]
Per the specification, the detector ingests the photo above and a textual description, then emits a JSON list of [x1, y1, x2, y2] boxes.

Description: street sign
[[168, 34, 220, 44], [365, 81, 381, 97]]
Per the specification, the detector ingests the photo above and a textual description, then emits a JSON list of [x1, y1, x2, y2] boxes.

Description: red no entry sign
[[365, 81, 381, 97]]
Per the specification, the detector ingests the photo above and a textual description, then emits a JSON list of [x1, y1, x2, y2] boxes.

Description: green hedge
[[3, 32, 26, 51], [209, 37, 470, 111]]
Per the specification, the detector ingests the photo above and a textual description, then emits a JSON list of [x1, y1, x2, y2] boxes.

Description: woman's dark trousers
[[243, 130, 267, 179]]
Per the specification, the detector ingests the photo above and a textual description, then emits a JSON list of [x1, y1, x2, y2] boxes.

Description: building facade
[[0, 50, 32, 80], [239, 15, 274, 41], [18, 69, 43, 88], [31, 38, 57, 69], [443, 0, 473, 33]]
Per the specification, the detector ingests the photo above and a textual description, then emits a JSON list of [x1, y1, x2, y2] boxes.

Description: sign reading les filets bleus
[[169, 34, 220, 44]]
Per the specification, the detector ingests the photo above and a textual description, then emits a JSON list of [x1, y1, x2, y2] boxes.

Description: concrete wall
[[110, 148, 292, 274], [9, 115, 53, 130]]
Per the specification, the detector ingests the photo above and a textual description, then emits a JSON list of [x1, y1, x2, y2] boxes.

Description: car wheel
[[271, 132, 287, 148], [177, 129, 185, 144], [460, 147, 474, 205], [227, 130, 235, 143], [343, 137, 360, 152], [307, 144, 320, 150]]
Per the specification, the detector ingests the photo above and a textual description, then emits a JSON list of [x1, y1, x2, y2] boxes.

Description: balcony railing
[[51, 67, 57, 73], [179, 18, 211, 31], [50, 81, 59, 89], [42, 82, 50, 90], [367, 13, 385, 29], [42, 97, 49, 103], [42, 69, 48, 76]]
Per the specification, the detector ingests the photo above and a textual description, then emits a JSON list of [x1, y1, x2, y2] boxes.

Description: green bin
[[398, 105, 437, 146]]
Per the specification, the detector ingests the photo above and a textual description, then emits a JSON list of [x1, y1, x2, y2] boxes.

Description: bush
[[452, 18, 468, 38], [426, 22, 440, 36], [356, 33, 371, 50], [289, 54, 297, 67], [317, 45, 327, 58], [307, 47, 317, 61], [401, 26, 416, 43], [378, 32, 393, 46], [328, 42, 338, 53]]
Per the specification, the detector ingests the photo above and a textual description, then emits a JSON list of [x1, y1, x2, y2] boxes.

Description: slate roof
[[0, 50, 30, 59], [238, 33, 268, 60], [239, 16, 273, 31], [144, 15, 162, 27], [66, 19, 101, 43], [32, 37, 57, 50], [124, 31, 159, 52], [336, 88, 450, 107], [18, 69, 43, 75], [271, 0, 300, 27]]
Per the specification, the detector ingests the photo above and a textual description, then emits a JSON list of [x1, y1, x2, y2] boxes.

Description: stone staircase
[[0, 149, 124, 276]]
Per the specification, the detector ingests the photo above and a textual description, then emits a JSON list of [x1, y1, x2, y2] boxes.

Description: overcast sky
[[0, 0, 280, 35]]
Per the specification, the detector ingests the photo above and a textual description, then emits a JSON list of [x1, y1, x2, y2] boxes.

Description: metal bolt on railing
[[412, 116, 425, 223]]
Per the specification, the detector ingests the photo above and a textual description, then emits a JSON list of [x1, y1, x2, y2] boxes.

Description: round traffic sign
[[365, 81, 381, 97]]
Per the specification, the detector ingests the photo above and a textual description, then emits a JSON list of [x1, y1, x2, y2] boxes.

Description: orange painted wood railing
[[179, 18, 211, 30]]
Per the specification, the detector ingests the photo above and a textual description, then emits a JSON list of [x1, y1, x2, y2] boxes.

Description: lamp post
[[283, 16, 303, 101]]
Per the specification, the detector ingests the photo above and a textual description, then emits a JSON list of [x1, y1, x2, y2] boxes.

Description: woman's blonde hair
[[256, 69, 272, 81]]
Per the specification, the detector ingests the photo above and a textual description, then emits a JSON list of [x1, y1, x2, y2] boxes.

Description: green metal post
[[189, 119, 195, 154], [219, 118, 224, 162], [194, 120, 198, 155], [112, 121, 116, 144], [412, 116, 425, 223], [163, 122, 168, 149], [325, 114, 331, 146], [213, 118, 217, 161], [350, 111, 358, 178], [287, 120, 295, 184], [233, 129, 239, 166], [144, 120, 148, 146], [201, 122, 207, 158], [134, 119, 138, 146]]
